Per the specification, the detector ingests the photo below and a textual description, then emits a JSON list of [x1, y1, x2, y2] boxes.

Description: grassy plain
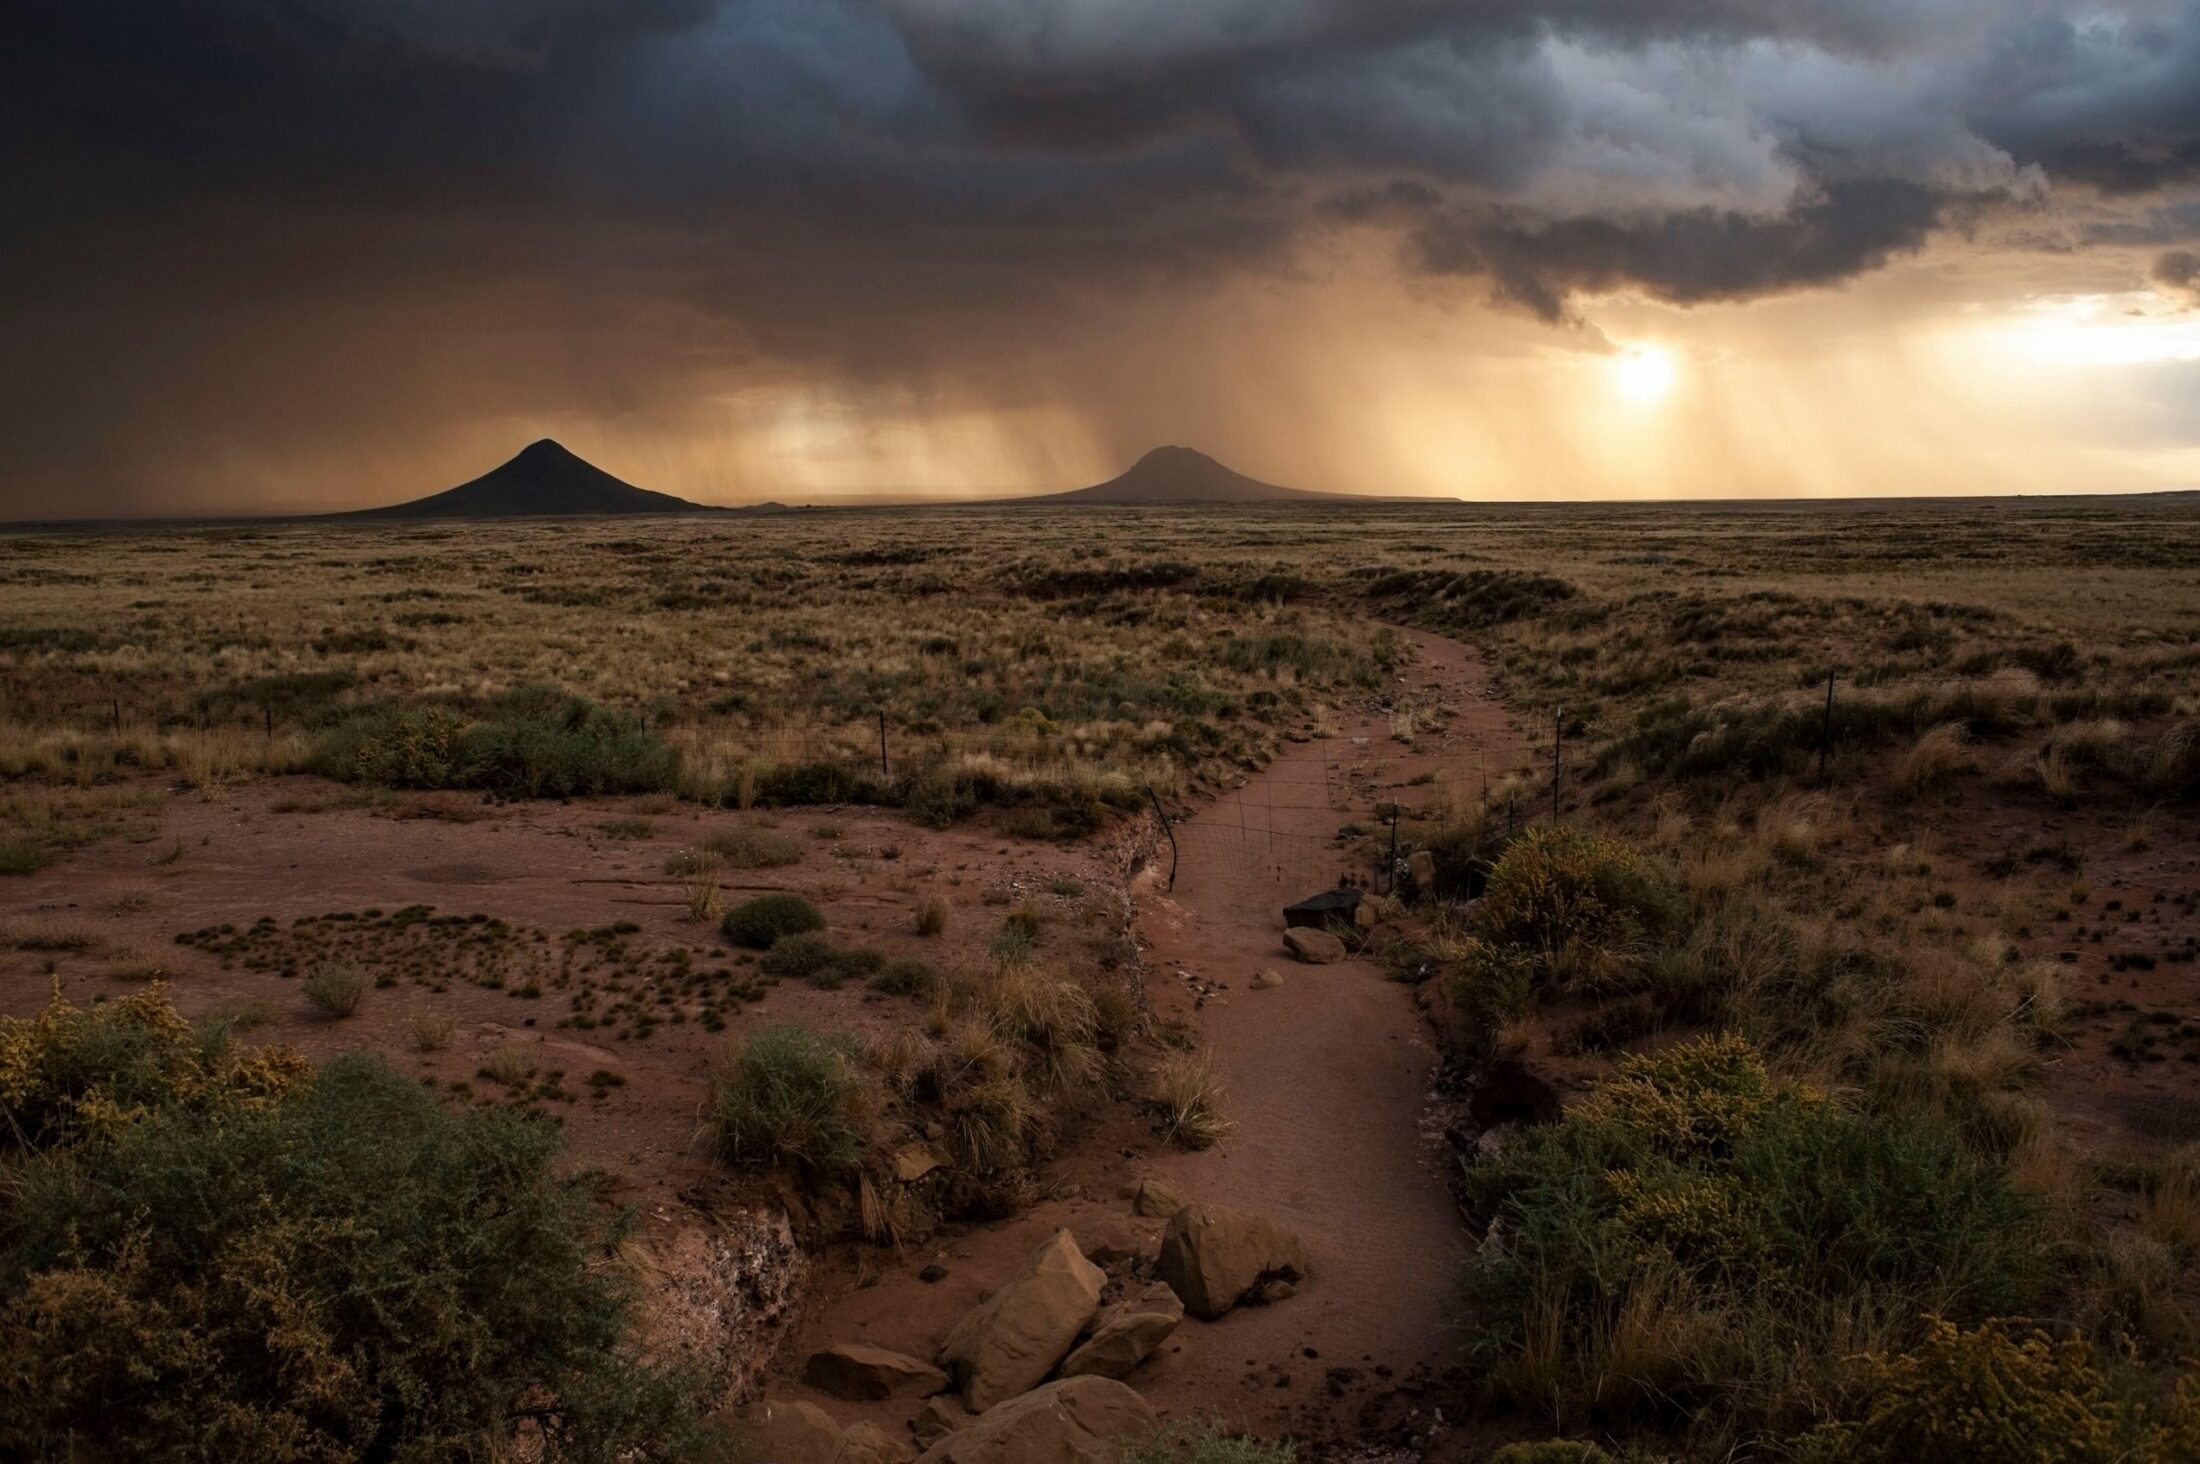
[[3, 496, 2199, 1460]]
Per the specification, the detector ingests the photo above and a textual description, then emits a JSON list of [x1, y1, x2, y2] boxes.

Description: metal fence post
[[1145, 784, 1178, 891], [1552, 706, 1564, 825], [1818, 670, 1836, 779]]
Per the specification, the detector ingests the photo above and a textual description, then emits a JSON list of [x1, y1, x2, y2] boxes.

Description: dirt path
[[760, 628, 1525, 1454], [1125, 628, 1520, 1447]]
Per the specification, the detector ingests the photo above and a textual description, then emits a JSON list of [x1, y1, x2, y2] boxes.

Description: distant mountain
[[1028, 446, 1342, 505], [348, 440, 716, 518]]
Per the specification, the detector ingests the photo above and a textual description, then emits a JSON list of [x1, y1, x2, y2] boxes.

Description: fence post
[[111, 698, 121, 733], [1386, 805, 1400, 894], [1145, 784, 1178, 891], [1818, 670, 1836, 779], [264, 706, 273, 739], [1552, 706, 1564, 826], [878, 711, 889, 779]]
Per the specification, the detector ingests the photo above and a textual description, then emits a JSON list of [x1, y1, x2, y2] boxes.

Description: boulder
[[752, 1399, 915, 1464], [1250, 967, 1285, 990], [939, 1229, 1104, 1411], [1071, 1216, 1147, 1268], [1060, 1283, 1183, 1379], [1282, 927, 1345, 964], [1155, 1204, 1309, 1321], [1130, 1179, 1183, 1220], [913, 1377, 1157, 1463], [801, 1342, 949, 1402], [912, 1396, 968, 1449], [1406, 849, 1436, 892]]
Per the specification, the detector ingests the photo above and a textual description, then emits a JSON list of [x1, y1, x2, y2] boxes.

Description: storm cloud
[[4, 0, 2200, 509]]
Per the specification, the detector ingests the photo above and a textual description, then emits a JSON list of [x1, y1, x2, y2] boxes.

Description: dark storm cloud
[[1403, 179, 1955, 323], [5, 0, 2200, 510], [2159, 248, 2200, 301]]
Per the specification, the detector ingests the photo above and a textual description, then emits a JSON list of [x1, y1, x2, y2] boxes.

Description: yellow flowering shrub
[[1571, 1032, 1780, 1159], [0, 984, 306, 1152], [1802, 1318, 2134, 1464], [1475, 827, 1678, 973]]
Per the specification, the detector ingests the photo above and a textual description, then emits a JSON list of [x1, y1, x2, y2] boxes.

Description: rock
[[844, 1422, 916, 1464], [801, 1343, 949, 1402], [1130, 1179, 1183, 1220], [1255, 1279, 1297, 1305], [919, 1264, 950, 1284], [1282, 927, 1345, 964], [1251, 967, 1285, 990], [1156, 1204, 1309, 1321], [1071, 1216, 1147, 1268], [895, 1143, 947, 1182], [912, 1396, 968, 1448], [939, 1229, 1104, 1411], [913, 1377, 1158, 1463], [1060, 1283, 1183, 1379], [753, 1399, 916, 1464], [1406, 849, 1436, 891], [1352, 897, 1377, 930]]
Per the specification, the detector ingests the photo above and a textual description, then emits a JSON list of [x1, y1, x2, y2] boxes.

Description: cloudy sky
[[6, 0, 2200, 513]]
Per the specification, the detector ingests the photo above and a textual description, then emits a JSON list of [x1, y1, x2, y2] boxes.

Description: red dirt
[[0, 790, 1120, 1218]]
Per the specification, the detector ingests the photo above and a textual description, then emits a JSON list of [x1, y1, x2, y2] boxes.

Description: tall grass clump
[[1149, 1051, 1231, 1151], [302, 961, 368, 1018], [721, 892, 824, 949], [0, 990, 712, 1461], [703, 823, 802, 869], [1464, 1034, 2046, 1446], [706, 1025, 878, 1182], [1120, 1419, 1298, 1463]]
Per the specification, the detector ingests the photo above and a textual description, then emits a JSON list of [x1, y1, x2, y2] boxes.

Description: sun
[[1612, 343, 1678, 405]]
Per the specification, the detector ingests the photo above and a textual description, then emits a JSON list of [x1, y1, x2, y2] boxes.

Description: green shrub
[[706, 1025, 875, 1181], [1490, 1445, 1615, 1464], [453, 688, 677, 798], [721, 892, 825, 948], [1465, 1034, 2046, 1443], [757, 933, 885, 989], [302, 961, 368, 1018], [0, 1022, 710, 1461], [313, 690, 677, 800], [868, 956, 939, 998], [753, 760, 884, 807], [0, 838, 48, 876]]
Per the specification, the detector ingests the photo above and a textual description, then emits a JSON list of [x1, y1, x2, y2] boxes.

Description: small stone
[[1251, 968, 1285, 990], [1282, 927, 1346, 964], [1130, 1179, 1184, 1220], [895, 1144, 947, 1182], [919, 1264, 950, 1284]]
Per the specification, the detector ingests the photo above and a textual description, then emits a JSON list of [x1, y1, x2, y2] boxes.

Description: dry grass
[[408, 1009, 459, 1053], [1149, 1051, 1231, 1150]]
